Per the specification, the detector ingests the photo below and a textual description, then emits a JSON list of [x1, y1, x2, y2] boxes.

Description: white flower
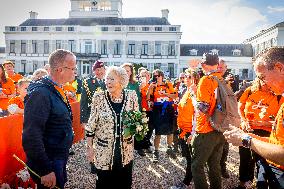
[[136, 125, 143, 132], [16, 168, 30, 182], [142, 117, 149, 124]]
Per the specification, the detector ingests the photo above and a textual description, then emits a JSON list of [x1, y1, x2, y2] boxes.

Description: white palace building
[[4, 0, 182, 78]]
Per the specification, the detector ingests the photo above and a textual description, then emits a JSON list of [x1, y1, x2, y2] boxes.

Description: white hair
[[105, 66, 129, 88]]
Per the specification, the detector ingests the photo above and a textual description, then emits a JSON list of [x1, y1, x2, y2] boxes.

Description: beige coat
[[85, 89, 139, 170]]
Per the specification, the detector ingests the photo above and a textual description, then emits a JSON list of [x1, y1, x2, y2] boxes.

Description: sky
[[0, 0, 283, 46]]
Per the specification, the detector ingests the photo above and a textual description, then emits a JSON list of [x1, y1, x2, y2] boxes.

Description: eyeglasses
[[185, 75, 192, 79], [154, 75, 160, 77], [62, 66, 77, 71]]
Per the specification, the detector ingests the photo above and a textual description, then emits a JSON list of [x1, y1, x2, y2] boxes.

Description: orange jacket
[[8, 73, 23, 83], [8, 96, 24, 109], [239, 87, 284, 132], [268, 103, 284, 170], [177, 91, 195, 138], [0, 78, 16, 110], [153, 82, 175, 102], [196, 72, 222, 133]]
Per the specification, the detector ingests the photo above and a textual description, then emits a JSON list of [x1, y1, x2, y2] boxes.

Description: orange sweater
[[0, 78, 16, 110]]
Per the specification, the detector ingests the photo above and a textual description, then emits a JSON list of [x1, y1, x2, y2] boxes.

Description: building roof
[[245, 21, 284, 42], [180, 44, 253, 57], [19, 17, 171, 26], [0, 47, 5, 54]]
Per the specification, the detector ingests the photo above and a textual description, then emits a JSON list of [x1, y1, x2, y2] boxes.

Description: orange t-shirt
[[63, 83, 77, 103], [141, 83, 150, 111], [8, 96, 24, 109], [153, 82, 175, 103], [0, 78, 16, 110], [196, 72, 222, 133], [267, 103, 284, 169], [8, 73, 23, 83], [177, 91, 195, 138], [239, 87, 284, 132]]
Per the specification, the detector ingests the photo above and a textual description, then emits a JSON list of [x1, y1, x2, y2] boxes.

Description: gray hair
[[48, 49, 75, 71], [32, 68, 48, 77], [105, 66, 129, 88]]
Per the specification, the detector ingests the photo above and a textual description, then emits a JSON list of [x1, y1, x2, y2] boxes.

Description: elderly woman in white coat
[[85, 66, 138, 189]]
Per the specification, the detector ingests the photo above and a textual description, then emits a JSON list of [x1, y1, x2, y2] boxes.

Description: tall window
[[168, 41, 175, 56], [115, 27, 121, 31], [21, 60, 26, 74], [10, 27, 16, 31], [142, 27, 149, 31], [114, 40, 121, 55], [68, 27, 74, 31], [33, 61, 38, 71], [44, 27, 49, 31], [21, 27, 26, 31], [169, 27, 176, 31], [21, 40, 26, 53], [44, 40, 49, 54], [10, 40, 15, 53], [101, 40, 107, 55], [56, 40, 61, 49], [155, 27, 162, 31], [85, 41, 92, 54], [56, 27, 62, 31], [155, 41, 161, 55], [129, 27, 135, 31], [128, 42, 135, 55], [32, 27, 37, 31], [68, 40, 75, 52], [232, 49, 241, 56], [32, 40, 37, 53], [141, 41, 148, 55], [101, 27, 108, 31], [82, 61, 90, 76]]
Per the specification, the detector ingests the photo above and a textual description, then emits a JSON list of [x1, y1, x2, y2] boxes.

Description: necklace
[[110, 93, 123, 103]]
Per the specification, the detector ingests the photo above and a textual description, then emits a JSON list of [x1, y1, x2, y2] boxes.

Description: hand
[[186, 135, 192, 144], [86, 147, 94, 162], [223, 127, 245, 146], [189, 84, 197, 94], [41, 172, 56, 188], [149, 82, 157, 89], [81, 123, 86, 129]]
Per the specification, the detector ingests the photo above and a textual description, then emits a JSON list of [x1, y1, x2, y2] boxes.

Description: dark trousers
[[191, 131, 225, 189], [134, 111, 154, 150], [180, 139, 193, 185], [96, 161, 133, 189], [173, 115, 179, 150], [30, 159, 68, 189], [257, 162, 284, 189], [220, 141, 229, 170], [239, 129, 271, 183]]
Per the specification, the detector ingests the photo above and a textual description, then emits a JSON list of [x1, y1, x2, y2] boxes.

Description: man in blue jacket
[[22, 49, 77, 188]]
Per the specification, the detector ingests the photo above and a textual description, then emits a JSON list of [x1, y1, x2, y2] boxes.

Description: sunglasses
[[154, 75, 160, 77], [185, 75, 192, 79]]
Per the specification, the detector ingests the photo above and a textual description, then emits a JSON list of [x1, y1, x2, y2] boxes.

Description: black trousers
[[239, 129, 271, 182], [96, 161, 133, 189], [180, 139, 193, 185], [220, 141, 229, 170]]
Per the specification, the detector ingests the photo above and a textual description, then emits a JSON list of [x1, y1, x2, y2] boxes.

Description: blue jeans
[[30, 159, 68, 189]]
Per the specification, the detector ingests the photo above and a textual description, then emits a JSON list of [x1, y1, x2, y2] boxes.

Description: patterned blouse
[[85, 89, 139, 170]]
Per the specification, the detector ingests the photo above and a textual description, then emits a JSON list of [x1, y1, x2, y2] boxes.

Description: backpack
[[209, 76, 241, 132]]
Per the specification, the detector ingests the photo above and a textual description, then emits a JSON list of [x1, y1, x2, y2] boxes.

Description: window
[[128, 42, 135, 55], [129, 27, 135, 31], [68, 40, 75, 52], [21, 60, 26, 74], [10, 40, 15, 53], [56, 27, 62, 31], [101, 27, 108, 31], [169, 27, 176, 31], [210, 49, 219, 55], [168, 41, 175, 56], [32, 27, 37, 31], [68, 27, 74, 31], [32, 40, 37, 53], [232, 49, 241, 56], [114, 40, 121, 55], [155, 41, 161, 55], [142, 27, 149, 31], [241, 69, 249, 80], [189, 49, 198, 56], [97, 1, 111, 11], [44, 40, 49, 54], [56, 40, 61, 49], [44, 61, 48, 66], [33, 61, 38, 71], [10, 27, 16, 31], [21, 40, 26, 53], [155, 27, 162, 31], [85, 41, 92, 54], [82, 61, 90, 76], [21, 27, 26, 31], [154, 63, 161, 70], [141, 41, 148, 55], [44, 27, 49, 31], [101, 40, 107, 55], [115, 27, 121, 31]]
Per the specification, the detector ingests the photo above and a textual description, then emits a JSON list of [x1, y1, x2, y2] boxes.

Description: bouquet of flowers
[[122, 110, 149, 141]]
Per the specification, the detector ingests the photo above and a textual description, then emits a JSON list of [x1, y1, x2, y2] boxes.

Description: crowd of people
[[1, 47, 284, 189]]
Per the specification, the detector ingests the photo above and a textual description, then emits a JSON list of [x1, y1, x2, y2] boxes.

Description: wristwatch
[[241, 134, 252, 148]]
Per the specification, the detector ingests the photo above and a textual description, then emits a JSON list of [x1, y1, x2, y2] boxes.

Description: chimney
[[29, 11, 38, 19], [161, 9, 169, 20]]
